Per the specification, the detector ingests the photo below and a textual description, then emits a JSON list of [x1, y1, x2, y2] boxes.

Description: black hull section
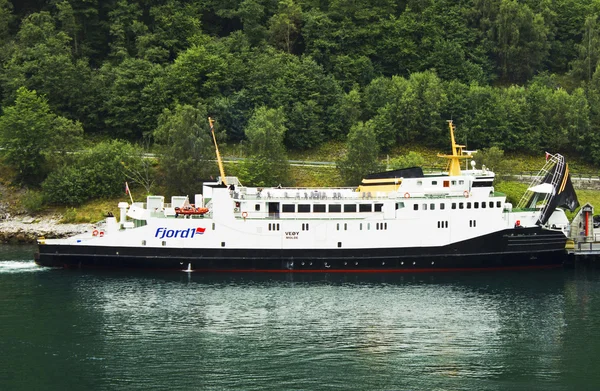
[[35, 227, 568, 272]]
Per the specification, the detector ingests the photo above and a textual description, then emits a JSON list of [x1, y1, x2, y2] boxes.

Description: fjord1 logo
[[155, 227, 206, 239]]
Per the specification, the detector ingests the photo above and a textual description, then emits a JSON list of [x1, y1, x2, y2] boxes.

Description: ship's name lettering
[[285, 231, 299, 239], [155, 227, 205, 239]]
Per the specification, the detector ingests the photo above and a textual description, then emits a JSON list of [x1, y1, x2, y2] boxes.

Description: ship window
[[368, 223, 371, 230], [329, 204, 342, 213], [338, 242, 342, 248], [438, 221, 440, 228], [255, 204, 260, 211], [162, 241, 166, 246], [452, 203, 456, 210], [212, 223, 215, 230], [277, 224, 280, 230], [376, 223, 379, 230], [385, 223, 387, 230], [440, 203, 445, 210], [469, 220, 472, 227], [451, 180, 457, 185], [221, 242, 225, 247], [467, 202, 471, 209], [395, 202, 405, 210], [432, 181, 438, 185], [142, 240, 146, 246], [459, 180, 464, 185], [430, 203, 435, 210], [445, 221, 448, 228], [360, 223, 363, 230], [444, 180, 450, 188], [473, 220, 477, 227], [414, 204, 419, 211], [337, 223, 340, 230], [302, 223, 310, 231], [423, 204, 428, 210], [313, 204, 326, 213], [344, 204, 357, 212], [375, 203, 383, 212], [344, 223, 347, 230], [298, 204, 310, 213], [489, 202, 494, 208], [481, 202, 486, 209], [474, 202, 479, 208], [359, 204, 372, 212], [459, 202, 464, 210], [496, 201, 502, 208], [282, 204, 295, 213]]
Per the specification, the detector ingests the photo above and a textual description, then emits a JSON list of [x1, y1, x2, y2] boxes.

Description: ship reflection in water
[[2, 249, 600, 390]]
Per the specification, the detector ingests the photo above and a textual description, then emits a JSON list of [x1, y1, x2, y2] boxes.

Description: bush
[[21, 190, 45, 214], [42, 166, 89, 205], [42, 140, 141, 205]]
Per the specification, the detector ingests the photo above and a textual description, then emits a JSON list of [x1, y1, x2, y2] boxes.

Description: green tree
[[494, 0, 551, 83], [337, 121, 383, 186], [268, 0, 302, 53], [0, 0, 13, 46], [135, 1, 204, 63], [153, 104, 217, 196], [0, 87, 82, 185], [42, 140, 140, 205], [570, 15, 600, 83], [476, 146, 509, 180], [107, 0, 142, 61], [240, 106, 290, 187], [101, 58, 165, 139], [1, 11, 93, 119], [238, 0, 267, 46], [388, 152, 425, 170]]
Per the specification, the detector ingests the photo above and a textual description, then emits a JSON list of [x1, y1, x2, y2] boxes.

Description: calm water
[[1, 245, 600, 390]]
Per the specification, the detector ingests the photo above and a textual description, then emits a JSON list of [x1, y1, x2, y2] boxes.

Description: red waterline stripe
[[46, 262, 563, 273], [183, 265, 563, 273]]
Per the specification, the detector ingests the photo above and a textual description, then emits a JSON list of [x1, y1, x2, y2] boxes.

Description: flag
[[125, 182, 130, 195], [545, 152, 551, 161]]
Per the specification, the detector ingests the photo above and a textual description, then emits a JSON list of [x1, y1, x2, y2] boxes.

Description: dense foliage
[[2, 0, 600, 201], [239, 106, 291, 186]]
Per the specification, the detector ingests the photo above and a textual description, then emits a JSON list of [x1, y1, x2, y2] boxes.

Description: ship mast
[[209, 117, 227, 186], [437, 120, 472, 176]]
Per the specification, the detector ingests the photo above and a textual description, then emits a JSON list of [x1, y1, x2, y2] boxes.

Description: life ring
[[92, 230, 99, 237], [404, 192, 410, 199], [463, 191, 469, 198], [99, 231, 104, 237], [242, 211, 248, 219]]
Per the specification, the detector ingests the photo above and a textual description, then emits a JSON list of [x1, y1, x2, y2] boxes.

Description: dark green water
[[1, 245, 600, 390]]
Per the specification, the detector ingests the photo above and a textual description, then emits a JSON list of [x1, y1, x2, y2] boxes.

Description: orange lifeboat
[[175, 205, 209, 216]]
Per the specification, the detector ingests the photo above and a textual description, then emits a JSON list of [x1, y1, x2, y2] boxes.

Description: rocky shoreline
[[0, 215, 93, 244]]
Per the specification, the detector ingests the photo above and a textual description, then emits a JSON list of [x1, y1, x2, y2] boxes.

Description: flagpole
[[126, 182, 134, 204]]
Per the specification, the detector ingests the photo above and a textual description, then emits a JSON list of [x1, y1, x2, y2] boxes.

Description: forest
[[2, 0, 600, 207]]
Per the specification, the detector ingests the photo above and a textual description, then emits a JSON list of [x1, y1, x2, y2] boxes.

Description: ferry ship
[[35, 121, 579, 272]]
